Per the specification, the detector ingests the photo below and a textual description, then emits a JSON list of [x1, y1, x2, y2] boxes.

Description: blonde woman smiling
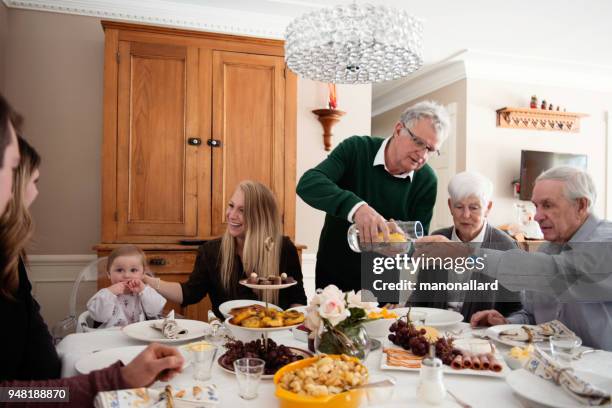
[[146, 180, 306, 317]]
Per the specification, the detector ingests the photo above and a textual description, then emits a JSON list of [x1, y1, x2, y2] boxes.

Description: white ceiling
[[5, 0, 612, 91], [158, 0, 612, 66]]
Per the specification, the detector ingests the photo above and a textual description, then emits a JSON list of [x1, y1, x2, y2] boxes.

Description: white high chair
[[52, 257, 109, 341]]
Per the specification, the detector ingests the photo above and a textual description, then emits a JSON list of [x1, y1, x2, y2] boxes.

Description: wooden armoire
[[95, 21, 298, 321]]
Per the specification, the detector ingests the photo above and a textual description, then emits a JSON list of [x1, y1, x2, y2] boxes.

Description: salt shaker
[[416, 344, 446, 405]]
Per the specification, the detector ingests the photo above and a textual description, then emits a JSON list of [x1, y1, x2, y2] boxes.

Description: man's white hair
[[536, 165, 596, 212], [448, 171, 493, 207], [399, 100, 450, 143]]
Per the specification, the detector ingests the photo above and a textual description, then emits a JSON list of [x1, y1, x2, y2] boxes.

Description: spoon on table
[[344, 378, 396, 391], [448, 389, 472, 408], [573, 348, 597, 360]]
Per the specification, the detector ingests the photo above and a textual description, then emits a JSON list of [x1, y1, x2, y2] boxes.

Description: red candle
[[328, 83, 337, 110]]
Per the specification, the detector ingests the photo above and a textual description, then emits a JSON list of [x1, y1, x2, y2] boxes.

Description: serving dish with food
[[226, 304, 305, 329], [239, 272, 297, 289], [217, 337, 312, 379], [382, 316, 508, 377], [274, 354, 369, 408]]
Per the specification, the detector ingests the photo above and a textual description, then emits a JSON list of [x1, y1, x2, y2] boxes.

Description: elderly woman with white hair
[[408, 171, 522, 321]]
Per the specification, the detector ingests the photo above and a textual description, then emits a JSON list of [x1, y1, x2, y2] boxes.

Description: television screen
[[519, 150, 588, 200]]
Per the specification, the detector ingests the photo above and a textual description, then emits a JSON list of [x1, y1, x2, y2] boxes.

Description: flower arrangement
[[304, 285, 378, 358]]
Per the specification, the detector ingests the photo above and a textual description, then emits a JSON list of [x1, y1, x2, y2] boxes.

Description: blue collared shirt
[[480, 214, 612, 350]]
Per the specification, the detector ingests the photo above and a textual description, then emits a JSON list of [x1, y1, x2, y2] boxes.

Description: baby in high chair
[[87, 245, 166, 328]]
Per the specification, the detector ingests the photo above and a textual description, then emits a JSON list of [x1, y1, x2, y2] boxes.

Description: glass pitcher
[[347, 220, 423, 253]]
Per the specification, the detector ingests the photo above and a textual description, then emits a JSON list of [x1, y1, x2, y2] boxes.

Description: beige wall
[[3, 9, 372, 256], [2, 9, 372, 325], [0, 2, 8, 91], [295, 81, 372, 253], [466, 78, 611, 227], [371, 77, 611, 230], [4, 9, 104, 255]]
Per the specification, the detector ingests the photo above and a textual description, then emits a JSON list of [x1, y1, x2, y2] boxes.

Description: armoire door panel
[[116, 41, 199, 239], [211, 51, 285, 236]]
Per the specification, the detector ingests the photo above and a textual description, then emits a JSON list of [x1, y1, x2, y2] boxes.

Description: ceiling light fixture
[[284, 3, 424, 84]]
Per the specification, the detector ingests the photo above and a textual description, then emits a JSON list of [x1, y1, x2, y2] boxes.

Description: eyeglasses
[[401, 124, 440, 157]]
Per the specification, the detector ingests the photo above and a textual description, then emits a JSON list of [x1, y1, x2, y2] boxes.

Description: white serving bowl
[[363, 318, 396, 338], [504, 352, 528, 370], [223, 318, 262, 342], [218, 299, 282, 319]]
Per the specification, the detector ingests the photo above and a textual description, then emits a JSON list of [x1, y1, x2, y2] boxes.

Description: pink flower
[[319, 297, 349, 326]]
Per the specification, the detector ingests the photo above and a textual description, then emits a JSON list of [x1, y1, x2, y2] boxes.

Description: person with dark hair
[[0, 94, 184, 405], [0, 94, 21, 214], [0, 135, 62, 380]]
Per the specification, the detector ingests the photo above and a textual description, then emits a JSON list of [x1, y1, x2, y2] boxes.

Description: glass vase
[[315, 323, 371, 360]]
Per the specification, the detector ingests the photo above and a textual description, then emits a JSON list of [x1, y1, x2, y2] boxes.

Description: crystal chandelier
[[284, 3, 424, 84]]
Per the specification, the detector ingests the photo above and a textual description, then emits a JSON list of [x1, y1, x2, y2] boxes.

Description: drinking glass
[[409, 311, 427, 326], [187, 342, 218, 381], [366, 374, 396, 405], [549, 335, 582, 364], [233, 358, 265, 400], [204, 310, 230, 346]]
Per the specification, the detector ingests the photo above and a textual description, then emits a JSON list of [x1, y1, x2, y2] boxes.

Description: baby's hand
[[127, 279, 145, 294], [108, 281, 129, 295]]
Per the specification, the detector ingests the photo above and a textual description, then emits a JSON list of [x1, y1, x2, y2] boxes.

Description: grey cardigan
[[407, 224, 523, 322]]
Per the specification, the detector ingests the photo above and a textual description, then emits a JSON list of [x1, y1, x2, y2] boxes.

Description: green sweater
[[297, 135, 437, 292]]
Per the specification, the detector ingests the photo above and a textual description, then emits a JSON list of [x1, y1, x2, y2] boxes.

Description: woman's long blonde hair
[[219, 181, 282, 303], [0, 136, 41, 300]]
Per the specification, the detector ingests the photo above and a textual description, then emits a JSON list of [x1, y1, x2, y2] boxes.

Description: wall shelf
[[496, 107, 588, 132]]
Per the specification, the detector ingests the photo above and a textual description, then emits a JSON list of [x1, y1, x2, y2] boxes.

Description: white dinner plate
[[485, 324, 543, 348], [77, 344, 195, 375], [217, 347, 312, 380], [122, 319, 211, 343], [76, 346, 147, 374], [239, 278, 297, 290], [393, 307, 464, 328], [506, 368, 612, 408], [218, 299, 282, 319]]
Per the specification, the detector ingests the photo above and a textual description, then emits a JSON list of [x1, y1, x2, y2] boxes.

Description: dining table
[[56, 321, 612, 408]]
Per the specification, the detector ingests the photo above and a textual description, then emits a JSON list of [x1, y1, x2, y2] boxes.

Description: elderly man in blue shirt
[[417, 165, 612, 351]]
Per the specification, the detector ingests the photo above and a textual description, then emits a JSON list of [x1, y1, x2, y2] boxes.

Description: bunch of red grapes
[[223, 337, 303, 374], [388, 319, 430, 356], [388, 318, 460, 364]]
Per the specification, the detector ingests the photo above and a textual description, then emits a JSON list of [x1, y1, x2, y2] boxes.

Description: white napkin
[[151, 310, 188, 339], [500, 320, 574, 343], [525, 347, 611, 406], [94, 385, 219, 408]]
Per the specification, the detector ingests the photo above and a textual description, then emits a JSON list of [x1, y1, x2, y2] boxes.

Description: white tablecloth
[[56, 324, 612, 408]]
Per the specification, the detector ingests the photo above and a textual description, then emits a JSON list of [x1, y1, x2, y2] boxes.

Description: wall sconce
[[312, 108, 345, 151]]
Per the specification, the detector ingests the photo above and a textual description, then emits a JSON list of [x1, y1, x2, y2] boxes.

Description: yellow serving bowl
[[273, 355, 366, 408]]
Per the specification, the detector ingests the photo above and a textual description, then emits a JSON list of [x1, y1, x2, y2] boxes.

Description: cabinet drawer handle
[[149, 257, 168, 266], [207, 139, 222, 147]]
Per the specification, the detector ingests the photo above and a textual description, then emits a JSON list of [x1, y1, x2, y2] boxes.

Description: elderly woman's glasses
[[401, 124, 440, 157]]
